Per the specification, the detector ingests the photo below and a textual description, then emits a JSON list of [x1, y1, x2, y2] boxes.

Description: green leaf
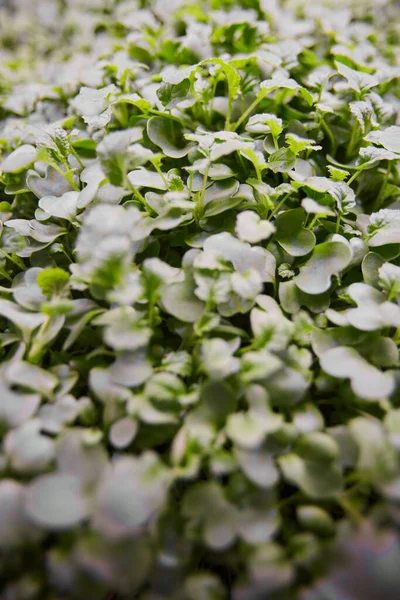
[[349, 417, 398, 483], [365, 125, 400, 154], [275, 208, 316, 257], [268, 148, 296, 173], [335, 61, 379, 93], [235, 210, 275, 243], [0, 145, 37, 173], [25, 474, 90, 530], [147, 117, 191, 158], [294, 239, 352, 294], [278, 452, 342, 499], [320, 346, 395, 400], [36, 268, 69, 298]]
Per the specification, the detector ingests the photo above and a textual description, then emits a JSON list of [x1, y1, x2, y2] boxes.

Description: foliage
[[1, 0, 400, 598]]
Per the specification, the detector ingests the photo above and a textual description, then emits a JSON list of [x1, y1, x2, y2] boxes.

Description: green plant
[[1, 0, 400, 598]]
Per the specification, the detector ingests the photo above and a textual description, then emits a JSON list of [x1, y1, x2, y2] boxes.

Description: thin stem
[[152, 161, 168, 187], [148, 294, 156, 330], [374, 165, 391, 211], [0, 248, 26, 271], [230, 92, 266, 132], [347, 169, 363, 185], [110, 104, 129, 128], [307, 215, 319, 230], [346, 120, 359, 160], [268, 191, 293, 220], [126, 175, 155, 215], [69, 146, 85, 168], [49, 161, 80, 191], [0, 269, 12, 282], [337, 496, 363, 527], [225, 95, 233, 130], [197, 162, 210, 219], [320, 117, 336, 155], [336, 211, 342, 233], [149, 109, 197, 131], [27, 315, 51, 363]]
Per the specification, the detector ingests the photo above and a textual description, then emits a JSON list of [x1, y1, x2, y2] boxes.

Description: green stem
[[374, 165, 391, 211], [27, 316, 51, 363], [346, 120, 359, 160], [148, 294, 156, 329], [347, 168, 364, 185], [230, 91, 266, 132], [307, 215, 319, 229], [336, 211, 342, 233], [49, 161, 80, 191], [268, 191, 293, 220], [320, 116, 336, 155], [225, 95, 233, 130], [126, 175, 155, 215], [110, 104, 129, 128], [0, 248, 26, 271], [197, 162, 210, 219], [0, 269, 12, 282], [337, 496, 363, 527], [152, 161, 168, 187], [69, 146, 84, 168], [148, 109, 196, 131]]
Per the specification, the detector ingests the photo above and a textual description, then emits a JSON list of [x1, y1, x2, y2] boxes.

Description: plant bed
[[1, 0, 400, 598]]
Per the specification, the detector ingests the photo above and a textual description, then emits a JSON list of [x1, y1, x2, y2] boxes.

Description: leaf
[[38, 191, 79, 222], [235, 211, 275, 243], [268, 148, 296, 173], [296, 506, 335, 537], [378, 263, 400, 298], [127, 168, 167, 190], [278, 453, 342, 499], [349, 417, 398, 483], [226, 410, 279, 450], [235, 448, 279, 488], [147, 117, 191, 158], [301, 197, 335, 217], [366, 125, 400, 154], [109, 418, 138, 449], [0, 380, 40, 429], [93, 453, 170, 538], [27, 166, 72, 198], [367, 210, 400, 246], [320, 346, 395, 400], [24, 474, 90, 530], [260, 75, 314, 105], [70, 85, 117, 128], [362, 252, 385, 286], [162, 279, 205, 323], [157, 79, 191, 109], [326, 282, 400, 331], [201, 338, 240, 380], [294, 240, 352, 294], [275, 208, 316, 257], [0, 298, 46, 342], [335, 61, 379, 93], [37, 268, 69, 298], [5, 361, 58, 399], [0, 145, 37, 173], [246, 113, 283, 136], [286, 134, 322, 155], [5, 419, 55, 472], [93, 307, 151, 351]]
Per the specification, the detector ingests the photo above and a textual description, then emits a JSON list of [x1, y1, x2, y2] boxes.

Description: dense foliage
[[1, 0, 400, 598]]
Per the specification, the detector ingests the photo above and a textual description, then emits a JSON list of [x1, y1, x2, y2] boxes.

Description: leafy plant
[[1, 0, 400, 598]]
